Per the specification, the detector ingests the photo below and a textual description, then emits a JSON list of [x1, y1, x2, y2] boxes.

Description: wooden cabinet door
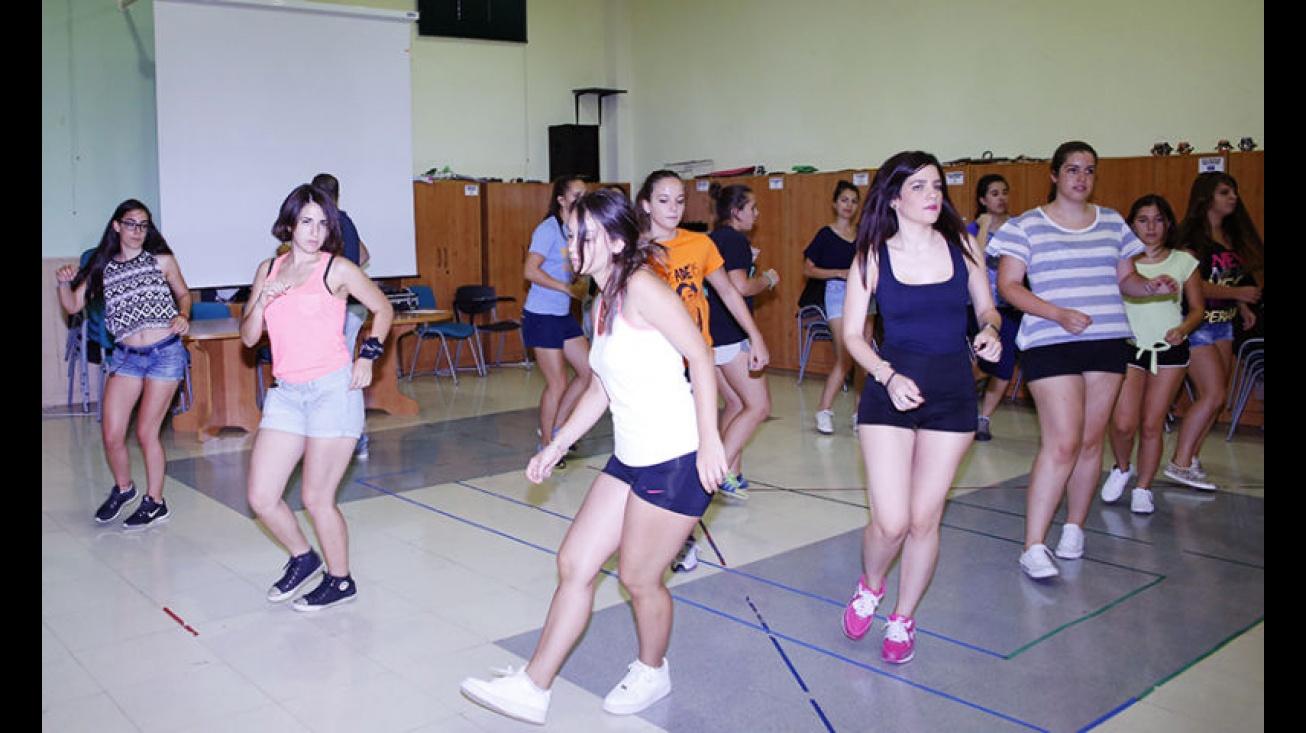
[[481, 182, 551, 364], [406, 180, 484, 371]]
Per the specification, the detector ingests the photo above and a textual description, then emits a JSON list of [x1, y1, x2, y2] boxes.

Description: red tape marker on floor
[[163, 606, 199, 636]]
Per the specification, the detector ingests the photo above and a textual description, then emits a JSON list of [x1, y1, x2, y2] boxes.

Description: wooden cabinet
[[405, 180, 484, 371]]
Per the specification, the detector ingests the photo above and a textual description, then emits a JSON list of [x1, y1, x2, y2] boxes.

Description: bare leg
[[1064, 371, 1124, 527], [817, 316, 849, 413], [246, 429, 312, 557], [298, 436, 357, 576], [717, 351, 771, 476], [134, 377, 182, 501], [524, 474, 628, 689], [617, 495, 701, 668], [99, 373, 144, 490], [1024, 375, 1085, 549], [1171, 341, 1231, 467]]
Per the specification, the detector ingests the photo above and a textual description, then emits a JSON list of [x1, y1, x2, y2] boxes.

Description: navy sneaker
[[122, 495, 168, 530], [293, 573, 357, 612], [94, 483, 137, 523], [267, 549, 324, 602]]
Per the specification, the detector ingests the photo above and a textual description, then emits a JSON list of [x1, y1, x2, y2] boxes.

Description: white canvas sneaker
[[1020, 544, 1060, 579], [460, 666, 550, 725], [603, 658, 672, 716], [1099, 465, 1133, 503], [1131, 487, 1155, 515], [1054, 523, 1085, 560]]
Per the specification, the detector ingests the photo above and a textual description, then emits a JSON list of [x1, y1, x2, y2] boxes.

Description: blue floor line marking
[[357, 475, 1046, 731], [744, 594, 835, 733]]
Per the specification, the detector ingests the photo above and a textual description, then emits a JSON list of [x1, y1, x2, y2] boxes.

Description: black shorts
[[601, 451, 711, 518], [1126, 340, 1191, 371], [1020, 338, 1132, 382], [857, 346, 975, 433], [522, 311, 585, 349]]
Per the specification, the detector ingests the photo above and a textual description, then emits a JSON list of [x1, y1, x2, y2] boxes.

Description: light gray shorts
[[259, 364, 364, 439]]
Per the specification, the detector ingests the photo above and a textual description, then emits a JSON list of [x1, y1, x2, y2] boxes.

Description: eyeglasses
[[119, 219, 150, 233]]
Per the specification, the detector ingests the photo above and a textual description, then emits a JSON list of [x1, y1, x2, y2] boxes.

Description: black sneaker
[[975, 416, 992, 442], [122, 495, 169, 530], [94, 483, 137, 523], [267, 549, 324, 602], [293, 573, 357, 612]]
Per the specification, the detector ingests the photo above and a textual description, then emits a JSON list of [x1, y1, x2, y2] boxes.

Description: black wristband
[[358, 336, 384, 360]]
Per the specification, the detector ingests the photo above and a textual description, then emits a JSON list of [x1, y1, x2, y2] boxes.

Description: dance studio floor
[[42, 366, 1264, 732]]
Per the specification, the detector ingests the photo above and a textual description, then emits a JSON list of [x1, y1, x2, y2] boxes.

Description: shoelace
[[618, 662, 654, 691], [850, 586, 880, 617], [884, 619, 912, 643]]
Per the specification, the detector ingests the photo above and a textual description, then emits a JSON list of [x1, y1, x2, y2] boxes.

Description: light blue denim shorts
[[1189, 320, 1233, 347], [824, 279, 847, 320], [259, 364, 364, 439], [107, 334, 187, 381]]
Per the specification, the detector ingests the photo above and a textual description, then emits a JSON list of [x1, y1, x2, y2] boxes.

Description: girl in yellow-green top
[[1100, 195, 1206, 515]]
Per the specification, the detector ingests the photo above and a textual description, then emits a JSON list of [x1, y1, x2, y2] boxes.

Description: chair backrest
[[191, 301, 232, 320], [77, 248, 113, 352], [453, 284, 508, 322], [409, 284, 437, 309]]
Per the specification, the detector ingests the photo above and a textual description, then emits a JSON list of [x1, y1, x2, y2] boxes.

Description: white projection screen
[[154, 0, 418, 289]]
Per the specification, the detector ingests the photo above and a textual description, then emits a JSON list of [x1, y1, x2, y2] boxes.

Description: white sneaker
[[815, 409, 835, 435], [1164, 461, 1217, 491], [671, 539, 698, 572], [1099, 465, 1133, 503], [1020, 544, 1060, 579], [1191, 457, 1207, 479], [603, 658, 672, 715], [1131, 488, 1155, 514], [1054, 523, 1084, 560], [460, 666, 550, 725]]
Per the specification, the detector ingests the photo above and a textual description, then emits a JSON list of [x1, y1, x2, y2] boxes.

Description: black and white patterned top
[[103, 250, 179, 342]]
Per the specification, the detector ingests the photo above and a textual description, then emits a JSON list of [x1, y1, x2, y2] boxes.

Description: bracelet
[[873, 360, 892, 384], [982, 321, 998, 334], [358, 336, 384, 360], [57, 281, 71, 288], [885, 372, 899, 389], [762, 271, 777, 289], [1143, 280, 1155, 295]]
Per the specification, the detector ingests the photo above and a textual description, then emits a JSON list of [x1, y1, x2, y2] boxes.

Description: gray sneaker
[[1164, 461, 1216, 491]]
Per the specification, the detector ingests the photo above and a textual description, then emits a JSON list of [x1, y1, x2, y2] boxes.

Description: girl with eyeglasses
[[55, 199, 194, 529]]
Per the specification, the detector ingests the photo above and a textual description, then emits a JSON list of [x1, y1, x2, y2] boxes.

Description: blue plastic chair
[[400, 285, 484, 384]]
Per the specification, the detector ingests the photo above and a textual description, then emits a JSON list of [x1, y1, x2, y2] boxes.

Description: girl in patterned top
[[56, 199, 193, 529]]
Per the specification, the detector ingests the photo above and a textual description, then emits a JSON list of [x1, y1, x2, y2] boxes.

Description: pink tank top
[[263, 253, 349, 384]]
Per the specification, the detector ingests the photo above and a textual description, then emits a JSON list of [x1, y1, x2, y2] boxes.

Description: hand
[[170, 314, 190, 336], [747, 337, 770, 371], [885, 372, 923, 412], [761, 268, 780, 289], [55, 265, 78, 285], [261, 279, 291, 303], [695, 436, 730, 494], [1056, 307, 1092, 334], [348, 358, 374, 390], [973, 327, 1002, 362], [1164, 327, 1185, 346], [1148, 276, 1178, 295], [526, 444, 565, 484]]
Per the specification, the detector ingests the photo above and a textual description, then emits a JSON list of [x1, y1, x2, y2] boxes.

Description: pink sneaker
[[881, 614, 916, 664], [841, 576, 884, 640]]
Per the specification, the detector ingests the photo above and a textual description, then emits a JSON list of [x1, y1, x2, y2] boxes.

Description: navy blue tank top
[[874, 240, 971, 356]]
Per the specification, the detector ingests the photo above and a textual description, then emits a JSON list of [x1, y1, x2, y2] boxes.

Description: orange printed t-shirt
[[651, 228, 724, 346]]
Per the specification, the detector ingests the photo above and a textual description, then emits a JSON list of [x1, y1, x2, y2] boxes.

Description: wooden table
[[172, 309, 452, 441]]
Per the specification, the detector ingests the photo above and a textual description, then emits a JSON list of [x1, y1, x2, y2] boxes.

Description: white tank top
[[588, 294, 699, 466]]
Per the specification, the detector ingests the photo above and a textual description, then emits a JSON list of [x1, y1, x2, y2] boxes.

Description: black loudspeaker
[[549, 125, 599, 181]]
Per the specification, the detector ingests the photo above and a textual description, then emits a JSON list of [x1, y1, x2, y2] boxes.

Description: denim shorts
[[824, 279, 847, 320], [601, 451, 712, 518], [259, 364, 364, 439], [1189, 320, 1233, 347], [523, 310, 585, 349], [107, 334, 187, 381]]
